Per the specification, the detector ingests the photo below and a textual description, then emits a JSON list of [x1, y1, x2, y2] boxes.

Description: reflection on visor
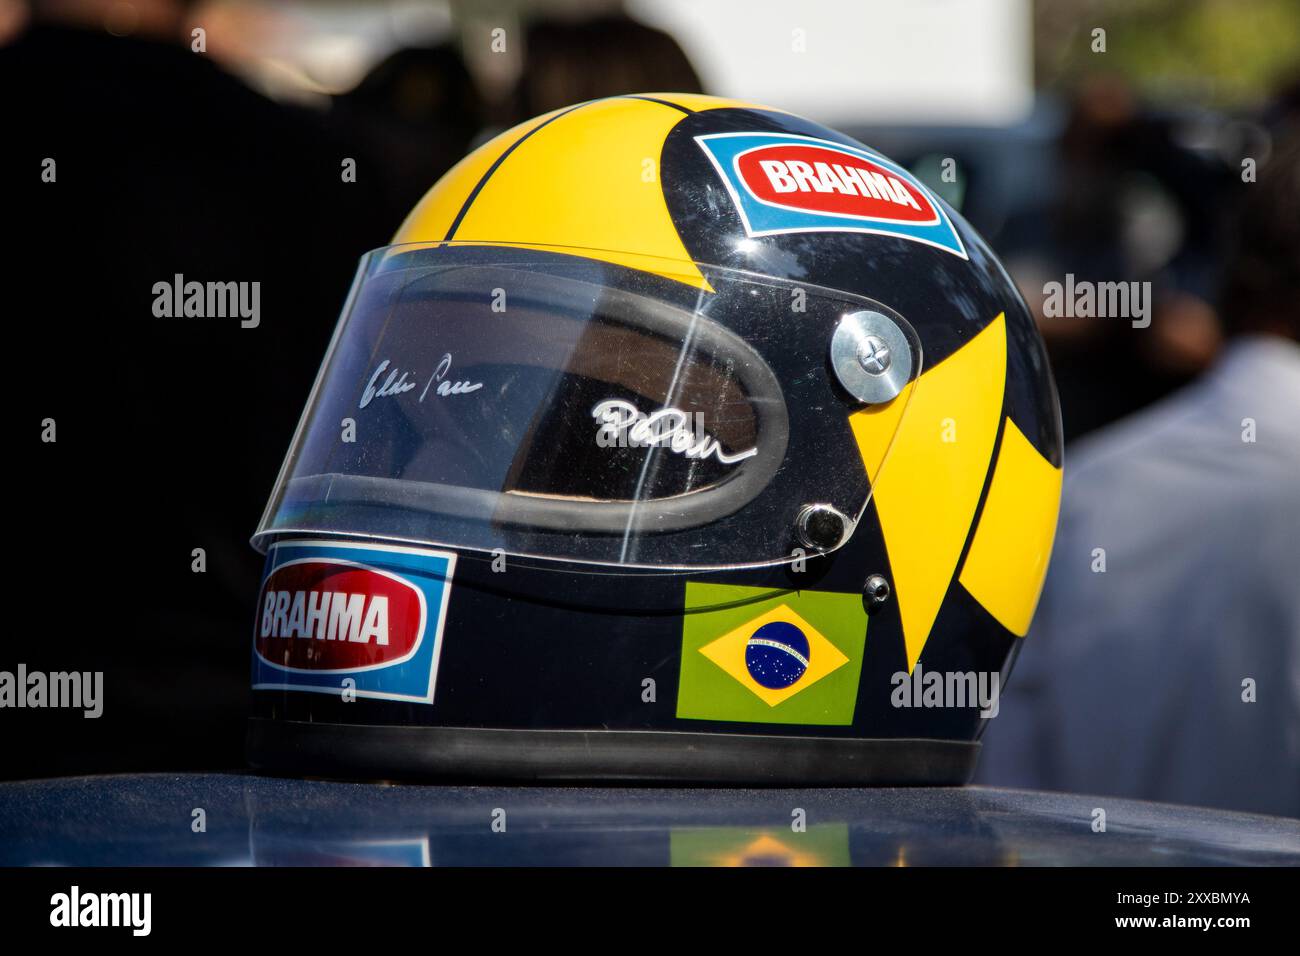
[[254, 243, 920, 570]]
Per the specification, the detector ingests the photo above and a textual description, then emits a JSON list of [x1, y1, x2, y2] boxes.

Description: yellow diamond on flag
[[714, 833, 822, 868], [670, 823, 853, 866], [698, 603, 849, 707]]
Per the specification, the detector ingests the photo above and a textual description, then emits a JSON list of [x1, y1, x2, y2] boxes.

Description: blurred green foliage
[[1035, 0, 1300, 105]]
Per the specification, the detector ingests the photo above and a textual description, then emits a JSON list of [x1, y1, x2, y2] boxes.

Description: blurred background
[[3, 0, 1298, 815]]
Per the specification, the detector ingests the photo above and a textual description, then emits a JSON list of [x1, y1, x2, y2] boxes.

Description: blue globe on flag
[[744, 621, 811, 689]]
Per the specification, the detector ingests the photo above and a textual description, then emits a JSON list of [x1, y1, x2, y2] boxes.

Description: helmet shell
[[249, 94, 1063, 784]]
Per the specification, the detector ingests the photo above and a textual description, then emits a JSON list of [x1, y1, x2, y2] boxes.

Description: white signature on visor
[[592, 399, 758, 465], [359, 354, 482, 409]]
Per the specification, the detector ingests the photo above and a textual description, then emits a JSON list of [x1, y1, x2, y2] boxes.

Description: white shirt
[[978, 335, 1300, 817]]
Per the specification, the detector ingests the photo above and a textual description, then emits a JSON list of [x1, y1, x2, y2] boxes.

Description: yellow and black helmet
[[247, 94, 1063, 784]]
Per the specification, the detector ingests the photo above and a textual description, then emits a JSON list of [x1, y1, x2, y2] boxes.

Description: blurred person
[[508, 13, 703, 123], [977, 136, 1300, 817], [1031, 76, 1235, 442], [1262, 70, 1300, 138], [330, 43, 486, 216], [1, 1, 393, 777]]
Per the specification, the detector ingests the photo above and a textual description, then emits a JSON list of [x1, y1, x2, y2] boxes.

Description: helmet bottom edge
[[246, 718, 979, 786]]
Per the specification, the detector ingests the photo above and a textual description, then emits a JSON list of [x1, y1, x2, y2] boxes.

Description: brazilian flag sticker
[[676, 583, 867, 726], [670, 824, 851, 867]]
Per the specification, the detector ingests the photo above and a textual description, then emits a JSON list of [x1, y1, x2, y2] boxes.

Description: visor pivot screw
[[831, 310, 913, 404], [796, 503, 851, 552], [856, 336, 892, 375], [863, 574, 891, 613]]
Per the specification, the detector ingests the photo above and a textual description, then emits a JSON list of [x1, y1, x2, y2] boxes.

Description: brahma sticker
[[252, 540, 455, 703], [695, 132, 966, 258]]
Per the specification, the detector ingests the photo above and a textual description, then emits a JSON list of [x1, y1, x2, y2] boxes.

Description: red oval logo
[[255, 559, 426, 672], [735, 144, 938, 225]]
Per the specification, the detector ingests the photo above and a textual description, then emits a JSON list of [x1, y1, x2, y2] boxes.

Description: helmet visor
[[254, 242, 920, 570]]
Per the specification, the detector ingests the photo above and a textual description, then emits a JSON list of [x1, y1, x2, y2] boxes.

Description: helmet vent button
[[796, 504, 851, 552]]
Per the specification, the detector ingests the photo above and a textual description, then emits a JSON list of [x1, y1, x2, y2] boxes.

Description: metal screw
[[857, 335, 891, 375], [863, 574, 891, 612], [830, 310, 913, 404]]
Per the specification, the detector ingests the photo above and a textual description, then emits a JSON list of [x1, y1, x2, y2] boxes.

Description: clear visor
[[254, 243, 920, 570]]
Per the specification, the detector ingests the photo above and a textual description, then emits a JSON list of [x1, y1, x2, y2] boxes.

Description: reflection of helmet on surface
[[249, 94, 1063, 785]]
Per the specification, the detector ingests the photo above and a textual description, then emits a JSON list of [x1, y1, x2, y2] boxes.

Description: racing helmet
[[248, 94, 1063, 784]]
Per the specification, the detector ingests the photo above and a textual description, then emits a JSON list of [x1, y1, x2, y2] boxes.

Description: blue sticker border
[[251, 539, 456, 704], [695, 131, 968, 260]]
